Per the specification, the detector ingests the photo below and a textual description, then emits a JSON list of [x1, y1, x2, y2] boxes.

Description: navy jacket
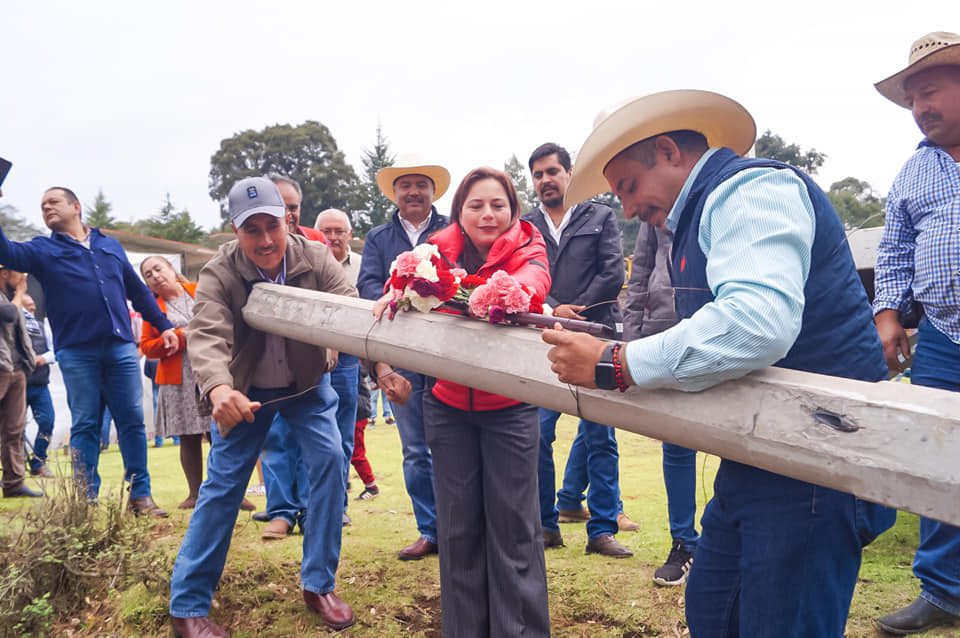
[[357, 207, 449, 300], [671, 148, 887, 382], [522, 201, 624, 327], [0, 226, 172, 350]]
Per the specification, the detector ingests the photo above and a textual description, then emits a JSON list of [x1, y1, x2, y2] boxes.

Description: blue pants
[[27, 384, 55, 471], [261, 413, 309, 526], [58, 339, 151, 500], [538, 409, 620, 539], [685, 460, 864, 637], [663, 443, 699, 553], [330, 355, 359, 507], [389, 369, 437, 542], [170, 380, 344, 617], [909, 318, 960, 615], [370, 388, 393, 420]]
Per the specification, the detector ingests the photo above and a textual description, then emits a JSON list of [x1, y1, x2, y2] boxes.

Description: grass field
[[1, 414, 955, 637]]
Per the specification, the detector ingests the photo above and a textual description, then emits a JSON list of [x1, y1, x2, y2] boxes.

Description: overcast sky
[[0, 1, 951, 232]]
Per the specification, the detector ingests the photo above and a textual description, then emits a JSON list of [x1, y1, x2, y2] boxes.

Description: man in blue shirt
[[0, 186, 177, 515], [873, 31, 960, 636], [544, 90, 893, 637]]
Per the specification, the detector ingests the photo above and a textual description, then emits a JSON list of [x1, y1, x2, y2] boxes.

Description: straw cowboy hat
[[875, 31, 960, 108], [376, 153, 451, 204], [564, 90, 756, 208]]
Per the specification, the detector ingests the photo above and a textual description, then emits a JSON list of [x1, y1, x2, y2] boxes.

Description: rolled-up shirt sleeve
[[625, 167, 816, 391]]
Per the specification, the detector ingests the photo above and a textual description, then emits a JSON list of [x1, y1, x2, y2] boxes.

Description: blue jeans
[[685, 460, 864, 637], [100, 406, 113, 448], [663, 443, 699, 553], [170, 380, 344, 617], [58, 339, 151, 500], [261, 413, 309, 526], [27, 384, 55, 471], [909, 317, 960, 615], [389, 369, 437, 542], [330, 355, 359, 508], [371, 388, 393, 419], [538, 409, 620, 538]]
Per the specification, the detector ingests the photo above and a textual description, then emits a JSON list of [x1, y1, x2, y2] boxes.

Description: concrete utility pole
[[243, 284, 960, 526]]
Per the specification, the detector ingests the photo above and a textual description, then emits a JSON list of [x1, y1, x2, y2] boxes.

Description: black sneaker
[[356, 485, 380, 501], [653, 540, 694, 586]]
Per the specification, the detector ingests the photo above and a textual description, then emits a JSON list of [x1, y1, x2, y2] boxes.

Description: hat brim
[[376, 165, 451, 204], [874, 44, 960, 108], [231, 205, 286, 228], [564, 90, 757, 208]]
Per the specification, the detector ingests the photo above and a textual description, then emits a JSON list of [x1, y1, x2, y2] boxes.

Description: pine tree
[[503, 154, 537, 214], [358, 123, 396, 236], [137, 193, 206, 244], [84, 188, 116, 229]]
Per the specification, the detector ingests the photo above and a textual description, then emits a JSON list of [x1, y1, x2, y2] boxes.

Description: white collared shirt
[[539, 205, 575, 245], [399, 215, 431, 248], [339, 250, 362, 286]]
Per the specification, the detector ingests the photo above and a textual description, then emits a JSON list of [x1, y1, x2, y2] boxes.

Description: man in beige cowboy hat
[[356, 153, 450, 560], [873, 31, 960, 636], [543, 89, 893, 637]]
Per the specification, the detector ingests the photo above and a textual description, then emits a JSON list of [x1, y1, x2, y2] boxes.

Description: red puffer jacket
[[428, 220, 551, 411]]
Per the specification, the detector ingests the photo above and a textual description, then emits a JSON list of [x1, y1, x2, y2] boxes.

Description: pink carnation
[[501, 286, 531, 314], [489, 270, 519, 296], [468, 283, 499, 318], [394, 251, 422, 277], [450, 268, 467, 279]]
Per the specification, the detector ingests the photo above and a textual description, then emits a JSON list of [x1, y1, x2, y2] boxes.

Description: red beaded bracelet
[[611, 343, 630, 393]]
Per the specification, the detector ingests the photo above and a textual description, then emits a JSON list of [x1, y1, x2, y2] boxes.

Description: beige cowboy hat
[[564, 90, 756, 208], [376, 153, 451, 204], [875, 31, 960, 108]]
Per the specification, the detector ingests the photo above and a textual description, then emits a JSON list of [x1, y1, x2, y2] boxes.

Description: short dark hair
[[45, 186, 79, 204], [528, 143, 571, 172], [616, 130, 709, 168]]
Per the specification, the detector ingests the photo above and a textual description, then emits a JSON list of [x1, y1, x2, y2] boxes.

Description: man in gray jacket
[[168, 177, 357, 637], [621, 222, 700, 585]]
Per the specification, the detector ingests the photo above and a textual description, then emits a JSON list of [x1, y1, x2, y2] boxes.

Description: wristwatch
[[594, 343, 617, 390]]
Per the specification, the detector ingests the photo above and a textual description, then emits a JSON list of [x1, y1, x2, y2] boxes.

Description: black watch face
[[595, 363, 617, 389]]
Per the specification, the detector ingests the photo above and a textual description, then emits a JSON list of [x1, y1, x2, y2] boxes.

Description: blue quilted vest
[[670, 148, 886, 382]]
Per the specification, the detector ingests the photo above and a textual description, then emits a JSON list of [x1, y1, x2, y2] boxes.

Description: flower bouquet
[[386, 244, 460, 314]]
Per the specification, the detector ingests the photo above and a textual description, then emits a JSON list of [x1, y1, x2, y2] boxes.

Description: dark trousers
[[0, 369, 27, 492], [423, 393, 550, 638], [685, 461, 864, 637], [27, 383, 55, 471]]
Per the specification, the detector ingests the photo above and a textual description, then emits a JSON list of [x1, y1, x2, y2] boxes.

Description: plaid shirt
[[874, 140, 960, 343]]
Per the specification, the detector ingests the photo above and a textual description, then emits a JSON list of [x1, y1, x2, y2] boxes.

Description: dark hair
[[448, 167, 520, 273], [45, 186, 79, 204], [528, 143, 571, 172], [616, 130, 709, 167]]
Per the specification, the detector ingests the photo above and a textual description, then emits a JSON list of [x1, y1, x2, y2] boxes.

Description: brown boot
[[585, 534, 633, 558], [617, 512, 640, 532], [398, 536, 438, 560], [558, 507, 591, 523], [303, 590, 356, 630], [178, 496, 197, 509], [261, 518, 291, 540], [239, 497, 256, 511], [170, 615, 229, 637], [128, 496, 168, 518]]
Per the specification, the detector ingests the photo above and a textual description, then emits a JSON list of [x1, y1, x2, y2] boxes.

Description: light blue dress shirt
[[625, 148, 817, 391]]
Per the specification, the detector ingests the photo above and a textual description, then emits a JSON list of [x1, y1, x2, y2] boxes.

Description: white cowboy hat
[[564, 90, 756, 208], [875, 31, 960, 108], [376, 153, 451, 204]]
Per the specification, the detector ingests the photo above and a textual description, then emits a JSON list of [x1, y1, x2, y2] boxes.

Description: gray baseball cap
[[228, 176, 286, 227]]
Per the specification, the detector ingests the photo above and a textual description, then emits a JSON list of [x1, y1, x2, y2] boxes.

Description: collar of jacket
[[431, 219, 536, 270], [390, 206, 446, 234], [232, 233, 316, 284]]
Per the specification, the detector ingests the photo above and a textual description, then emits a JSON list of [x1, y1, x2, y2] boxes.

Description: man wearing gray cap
[[168, 176, 358, 636]]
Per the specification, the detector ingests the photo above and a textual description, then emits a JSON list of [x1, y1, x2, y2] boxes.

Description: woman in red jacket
[[139, 256, 254, 511], [425, 168, 552, 637]]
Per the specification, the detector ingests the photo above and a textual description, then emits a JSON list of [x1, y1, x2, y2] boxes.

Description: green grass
[[2, 416, 955, 637]]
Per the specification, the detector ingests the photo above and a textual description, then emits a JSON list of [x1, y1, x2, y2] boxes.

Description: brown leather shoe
[[128, 496, 168, 518], [585, 534, 634, 558], [261, 518, 291, 540], [398, 536, 438, 560], [303, 590, 356, 630], [178, 496, 197, 510], [543, 529, 565, 549], [617, 512, 641, 532], [239, 497, 256, 511], [170, 615, 229, 637], [558, 507, 591, 523]]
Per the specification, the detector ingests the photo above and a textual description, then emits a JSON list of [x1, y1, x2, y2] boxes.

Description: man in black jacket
[[522, 143, 634, 557]]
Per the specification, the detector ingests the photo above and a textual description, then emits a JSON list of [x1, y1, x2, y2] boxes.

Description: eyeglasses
[[320, 228, 348, 237]]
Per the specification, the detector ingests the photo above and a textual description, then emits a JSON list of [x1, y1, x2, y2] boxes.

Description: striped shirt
[[625, 148, 816, 391], [873, 140, 960, 344]]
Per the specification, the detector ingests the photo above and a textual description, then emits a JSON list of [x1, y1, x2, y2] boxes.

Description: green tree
[[593, 192, 639, 257], [755, 130, 827, 175], [503, 154, 537, 214], [84, 188, 116, 229], [208, 120, 362, 229], [137, 193, 206, 244], [357, 123, 396, 236], [0, 204, 44, 241], [827, 177, 886, 230]]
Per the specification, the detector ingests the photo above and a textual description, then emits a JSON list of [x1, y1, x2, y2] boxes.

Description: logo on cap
[[247, 186, 258, 199]]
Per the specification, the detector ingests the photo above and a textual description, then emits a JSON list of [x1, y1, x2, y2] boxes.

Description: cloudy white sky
[[0, 1, 952, 231]]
